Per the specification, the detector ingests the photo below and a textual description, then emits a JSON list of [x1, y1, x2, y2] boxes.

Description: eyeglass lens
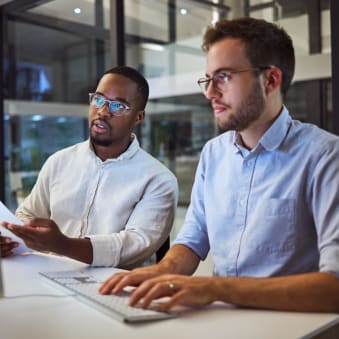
[[89, 94, 128, 115]]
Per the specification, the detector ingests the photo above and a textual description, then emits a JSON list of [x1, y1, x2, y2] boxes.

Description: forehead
[[206, 38, 251, 74], [96, 73, 138, 100]]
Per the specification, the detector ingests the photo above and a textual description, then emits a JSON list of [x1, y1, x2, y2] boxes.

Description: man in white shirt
[[1, 66, 178, 268]]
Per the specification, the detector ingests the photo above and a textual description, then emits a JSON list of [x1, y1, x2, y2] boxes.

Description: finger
[[0, 236, 14, 244], [138, 280, 179, 309], [25, 218, 52, 228], [1, 245, 18, 257], [99, 272, 130, 294], [128, 279, 172, 308], [7, 223, 36, 236], [1, 249, 14, 257], [129, 280, 157, 307], [0, 241, 19, 252], [156, 290, 188, 312]]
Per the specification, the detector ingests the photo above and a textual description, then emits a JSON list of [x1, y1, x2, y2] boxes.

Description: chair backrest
[[156, 237, 170, 263]]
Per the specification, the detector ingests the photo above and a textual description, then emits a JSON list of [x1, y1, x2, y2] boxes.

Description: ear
[[263, 66, 282, 95], [134, 110, 145, 126]]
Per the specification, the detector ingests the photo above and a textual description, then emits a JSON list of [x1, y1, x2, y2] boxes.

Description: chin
[[90, 136, 112, 147]]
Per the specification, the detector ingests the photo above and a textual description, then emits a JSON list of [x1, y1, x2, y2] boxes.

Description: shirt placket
[[233, 153, 258, 275], [79, 160, 103, 237]]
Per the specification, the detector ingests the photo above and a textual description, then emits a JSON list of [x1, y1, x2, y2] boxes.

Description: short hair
[[202, 17, 295, 96], [103, 66, 149, 110]]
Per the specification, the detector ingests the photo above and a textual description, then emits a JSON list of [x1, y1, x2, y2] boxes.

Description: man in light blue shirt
[[174, 105, 338, 278], [100, 17, 339, 312]]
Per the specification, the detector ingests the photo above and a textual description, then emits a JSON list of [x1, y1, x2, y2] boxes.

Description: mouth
[[91, 119, 110, 134], [212, 103, 228, 116]]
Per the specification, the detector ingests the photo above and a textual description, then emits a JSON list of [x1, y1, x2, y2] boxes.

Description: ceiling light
[[32, 115, 43, 122], [140, 43, 165, 52], [180, 8, 188, 15], [74, 7, 81, 14]]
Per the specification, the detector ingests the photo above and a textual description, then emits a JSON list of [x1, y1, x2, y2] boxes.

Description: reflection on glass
[[5, 115, 87, 210]]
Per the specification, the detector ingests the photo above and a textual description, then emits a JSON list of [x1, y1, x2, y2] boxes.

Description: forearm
[[214, 272, 339, 313], [55, 236, 93, 265], [156, 244, 201, 275]]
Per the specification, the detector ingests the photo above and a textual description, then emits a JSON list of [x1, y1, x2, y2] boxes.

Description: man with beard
[[0, 66, 178, 268], [99, 18, 339, 312]]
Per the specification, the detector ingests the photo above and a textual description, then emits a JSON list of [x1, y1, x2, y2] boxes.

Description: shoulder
[[43, 141, 89, 168], [290, 121, 339, 153], [136, 148, 177, 181], [200, 131, 234, 158]]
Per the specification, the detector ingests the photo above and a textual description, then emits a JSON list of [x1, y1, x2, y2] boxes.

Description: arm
[[213, 271, 339, 312], [112, 271, 339, 313], [89, 168, 178, 268], [2, 218, 93, 264]]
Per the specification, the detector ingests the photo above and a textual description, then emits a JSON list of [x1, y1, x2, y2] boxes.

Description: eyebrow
[[205, 68, 236, 77], [95, 91, 130, 106]]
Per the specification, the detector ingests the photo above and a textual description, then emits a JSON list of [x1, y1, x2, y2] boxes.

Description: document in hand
[[0, 201, 23, 225], [0, 201, 32, 254]]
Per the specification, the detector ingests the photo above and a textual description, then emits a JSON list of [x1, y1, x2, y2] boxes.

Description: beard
[[89, 121, 113, 147], [217, 79, 266, 132]]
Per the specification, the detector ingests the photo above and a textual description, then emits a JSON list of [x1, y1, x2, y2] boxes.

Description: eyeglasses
[[89, 93, 131, 116], [197, 67, 271, 94]]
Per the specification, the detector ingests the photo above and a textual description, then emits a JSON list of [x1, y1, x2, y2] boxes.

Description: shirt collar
[[258, 106, 292, 151], [231, 105, 292, 154], [88, 133, 140, 162], [115, 133, 139, 161]]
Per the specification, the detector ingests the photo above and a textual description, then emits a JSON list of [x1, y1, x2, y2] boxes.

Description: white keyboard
[[39, 270, 176, 323]]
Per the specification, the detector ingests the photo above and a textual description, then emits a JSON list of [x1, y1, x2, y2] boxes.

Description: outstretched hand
[[1, 218, 66, 254]]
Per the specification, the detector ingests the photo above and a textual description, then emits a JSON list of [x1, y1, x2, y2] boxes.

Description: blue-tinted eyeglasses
[[89, 93, 131, 116]]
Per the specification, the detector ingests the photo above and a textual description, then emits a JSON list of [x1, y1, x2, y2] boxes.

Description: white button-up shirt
[[16, 136, 178, 268]]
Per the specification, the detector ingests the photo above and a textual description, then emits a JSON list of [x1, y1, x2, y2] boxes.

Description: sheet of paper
[[0, 201, 32, 254], [0, 201, 23, 225]]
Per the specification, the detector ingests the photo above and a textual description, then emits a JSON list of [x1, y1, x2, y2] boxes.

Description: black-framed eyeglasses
[[197, 66, 271, 94], [89, 93, 131, 116]]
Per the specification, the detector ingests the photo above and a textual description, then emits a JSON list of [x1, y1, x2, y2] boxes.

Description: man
[[99, 18, 339, 312], [0, 66, 178, 268]]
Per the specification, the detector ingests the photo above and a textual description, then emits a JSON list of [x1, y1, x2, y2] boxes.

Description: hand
[[0, 235, 19, 257], [100, 269, 217, 312], [1, 218, 66, 253], [130, 275, 217, 311], [99, 264, 165, 295]]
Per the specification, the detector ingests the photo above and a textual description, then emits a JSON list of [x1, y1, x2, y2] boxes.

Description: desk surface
[[1, 252, 338, 339]]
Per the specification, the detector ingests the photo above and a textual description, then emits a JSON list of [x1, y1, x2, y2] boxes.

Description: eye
[[109, 101, 124, 112], [94, 95, 106, 107], [215, 72, 230, 82]]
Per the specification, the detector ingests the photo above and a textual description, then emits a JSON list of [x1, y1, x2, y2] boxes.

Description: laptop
[[39, 269, 177, 323]]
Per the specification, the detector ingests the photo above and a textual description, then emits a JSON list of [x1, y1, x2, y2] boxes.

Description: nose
[[97, 103, 111, 118], [204, 79, 221, 100]]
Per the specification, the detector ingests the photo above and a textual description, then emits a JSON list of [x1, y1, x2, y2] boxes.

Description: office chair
[[156, 237, 170, 263]]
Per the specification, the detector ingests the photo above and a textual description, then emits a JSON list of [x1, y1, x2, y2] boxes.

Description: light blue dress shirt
[[174, 106, 339, 277]]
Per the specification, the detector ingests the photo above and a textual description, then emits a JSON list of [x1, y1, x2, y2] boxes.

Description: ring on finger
[[167, 281, 175, 290]]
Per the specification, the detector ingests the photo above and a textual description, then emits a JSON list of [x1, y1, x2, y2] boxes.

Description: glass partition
[[2, 0, 111, 208], [0, 0, 332, 208]]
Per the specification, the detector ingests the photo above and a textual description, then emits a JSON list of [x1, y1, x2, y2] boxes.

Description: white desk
[[1, 252, 339, 339]]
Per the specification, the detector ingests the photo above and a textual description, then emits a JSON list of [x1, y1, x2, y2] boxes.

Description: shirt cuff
[[86, 234, 122, 267]]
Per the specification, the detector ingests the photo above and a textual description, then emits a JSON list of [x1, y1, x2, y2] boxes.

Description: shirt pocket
[[247, 198, 296, 255]]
